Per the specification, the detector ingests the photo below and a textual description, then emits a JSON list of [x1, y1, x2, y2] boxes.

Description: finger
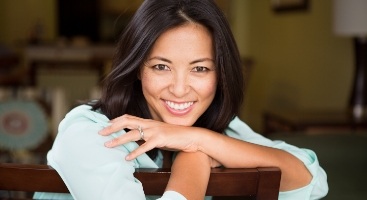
[[110, 114, 141, 123], [100, 114, 152, 136], [104, 129, 141, 148], [99, 119, 139, 136], [99, 125, 119, 136], [125, 141, 157, 160]]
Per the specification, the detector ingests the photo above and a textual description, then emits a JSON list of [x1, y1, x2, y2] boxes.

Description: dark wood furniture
[[0, 53, 26, 86], [0, 163, 281, 200], [263, 109, 367, 134]]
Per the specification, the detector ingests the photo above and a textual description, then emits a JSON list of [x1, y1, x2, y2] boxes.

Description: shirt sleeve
[[225, 117, 329, 200], [46, 105, 158, 200], [157, 191, 187, 200]]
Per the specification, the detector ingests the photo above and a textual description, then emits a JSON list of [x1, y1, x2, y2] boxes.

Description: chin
[[163, 117, 196, 127]]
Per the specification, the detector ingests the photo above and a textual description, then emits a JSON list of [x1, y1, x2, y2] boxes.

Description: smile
[[165, 101, 194, 111]]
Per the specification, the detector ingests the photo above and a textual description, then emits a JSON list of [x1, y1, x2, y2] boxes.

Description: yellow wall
[[0, 0, 57, 47], [230, 0, 251, 56], [238, 0, 354, 132]]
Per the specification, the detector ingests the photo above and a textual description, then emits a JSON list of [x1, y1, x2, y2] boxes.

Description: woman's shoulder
[[226, 116, 254, 134], [65, 104, 101, 119], [225, 116, 275, 146], [58, 104, 110, 133]]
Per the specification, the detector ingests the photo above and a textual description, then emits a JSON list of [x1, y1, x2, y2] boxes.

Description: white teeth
[[165, 101, 194, 110]]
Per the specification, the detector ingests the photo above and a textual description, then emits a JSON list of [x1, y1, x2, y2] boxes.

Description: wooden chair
[[0, 163, 281, 200]]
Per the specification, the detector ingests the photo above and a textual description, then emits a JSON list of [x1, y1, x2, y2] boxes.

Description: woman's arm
[[165, 151, 211, 200], [195, 129, 312, 191], [100, 115, 325, 195]]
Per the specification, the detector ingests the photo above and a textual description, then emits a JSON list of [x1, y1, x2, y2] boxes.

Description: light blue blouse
[[34, 105, 328, 200]]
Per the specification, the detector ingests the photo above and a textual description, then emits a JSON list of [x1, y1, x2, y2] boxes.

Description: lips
[[165, 100, 194, 110]]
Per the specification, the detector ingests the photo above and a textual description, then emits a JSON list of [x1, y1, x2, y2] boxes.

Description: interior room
[[1, 0, 366, 199]]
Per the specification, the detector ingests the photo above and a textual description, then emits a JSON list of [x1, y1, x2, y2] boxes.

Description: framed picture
[[271, 0, 309, 12]]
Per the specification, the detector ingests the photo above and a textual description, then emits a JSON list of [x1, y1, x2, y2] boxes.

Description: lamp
[[333, 0, 367, 119]]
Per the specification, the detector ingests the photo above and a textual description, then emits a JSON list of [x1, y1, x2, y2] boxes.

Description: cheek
[[141, 73, 164, 96], [197, 79, 217, 99]]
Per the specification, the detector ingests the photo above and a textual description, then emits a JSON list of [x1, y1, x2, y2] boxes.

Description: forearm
[[165, 151, 211, 200], [196, 129, 312, 191]]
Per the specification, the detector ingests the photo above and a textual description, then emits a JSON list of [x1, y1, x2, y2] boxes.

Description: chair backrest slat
[[0, 163, 68, 193], [0, 163, 281, 199]]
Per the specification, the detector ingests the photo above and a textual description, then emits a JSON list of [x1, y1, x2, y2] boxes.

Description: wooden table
[[263, 109, 367, 134]]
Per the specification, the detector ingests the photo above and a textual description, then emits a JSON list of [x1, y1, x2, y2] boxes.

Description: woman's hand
[[99, 114, 203, 160]]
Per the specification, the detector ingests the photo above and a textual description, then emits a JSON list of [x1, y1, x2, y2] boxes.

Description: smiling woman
[[34, 0, 328, 200]]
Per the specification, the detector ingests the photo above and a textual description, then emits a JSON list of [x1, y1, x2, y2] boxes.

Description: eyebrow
[[147, 56, 214, 65]]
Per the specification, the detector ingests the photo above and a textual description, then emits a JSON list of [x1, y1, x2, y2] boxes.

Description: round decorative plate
[[0, 100, 48, 150]]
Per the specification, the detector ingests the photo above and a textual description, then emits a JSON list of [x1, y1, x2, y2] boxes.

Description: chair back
[[0, 163, 281, 200]]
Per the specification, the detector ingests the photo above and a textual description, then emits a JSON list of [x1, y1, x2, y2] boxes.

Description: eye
[[192, 66, 210, 72], [153, 64, 170, 71]]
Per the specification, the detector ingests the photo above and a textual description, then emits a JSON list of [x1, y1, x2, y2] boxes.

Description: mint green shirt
[[34, 105, 328, 199]]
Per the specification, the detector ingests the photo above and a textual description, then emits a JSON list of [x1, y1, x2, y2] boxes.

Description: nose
[[168, 73, 190, 97]]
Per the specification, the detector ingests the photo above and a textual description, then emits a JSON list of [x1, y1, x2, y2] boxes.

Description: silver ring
[[138, 126, 144, 140]]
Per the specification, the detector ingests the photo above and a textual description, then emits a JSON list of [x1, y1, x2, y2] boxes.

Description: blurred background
[[0, 0, 358, 131], [0, 0, 366, 199]]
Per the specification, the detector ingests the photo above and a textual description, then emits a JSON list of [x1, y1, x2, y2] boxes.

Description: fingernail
[[99, 128, 107, 135], [125, 155, 131, 160], [104, 140, 113, 147]]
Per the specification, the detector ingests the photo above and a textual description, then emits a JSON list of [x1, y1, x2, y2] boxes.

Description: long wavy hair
[[92, 0, 244, 158]]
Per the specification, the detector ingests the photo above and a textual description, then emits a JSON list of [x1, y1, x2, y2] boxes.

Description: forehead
[[149, 23, 214, 57]]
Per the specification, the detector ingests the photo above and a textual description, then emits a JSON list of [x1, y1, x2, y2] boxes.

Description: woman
[[35, 0, 328, 199]]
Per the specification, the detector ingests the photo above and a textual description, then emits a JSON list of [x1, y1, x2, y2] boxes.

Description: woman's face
[[140, 23, 217, 126]]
